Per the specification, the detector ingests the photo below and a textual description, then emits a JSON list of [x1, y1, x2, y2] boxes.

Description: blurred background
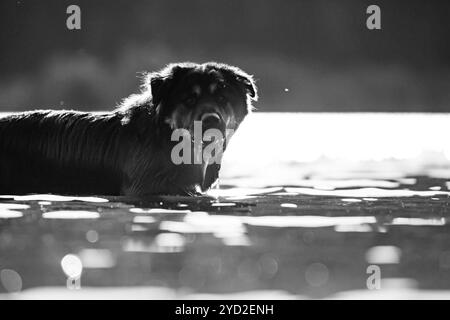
[[0, 0, 448, 112]]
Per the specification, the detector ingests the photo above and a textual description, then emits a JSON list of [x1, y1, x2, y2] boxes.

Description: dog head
[[119, 62, 257, 194], [145, 62, 257, 193], [147, 62, 257, 136]]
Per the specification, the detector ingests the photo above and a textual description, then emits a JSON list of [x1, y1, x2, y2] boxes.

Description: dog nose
[[201, 112, 222, 129]]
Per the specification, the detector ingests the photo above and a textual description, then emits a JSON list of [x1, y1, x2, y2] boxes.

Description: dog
[[0, 62, 257, 196]]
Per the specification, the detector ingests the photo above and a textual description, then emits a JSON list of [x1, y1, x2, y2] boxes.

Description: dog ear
[[148, 76, 165, 107], [219, 65, 258, 102], [145, 63, 194, 106], [145, 69, 174, 108], [235, 74, 258, 101], [118, 64, 191, 131]]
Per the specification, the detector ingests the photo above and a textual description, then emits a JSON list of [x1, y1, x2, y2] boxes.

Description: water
[[1, 112, 450, 299]]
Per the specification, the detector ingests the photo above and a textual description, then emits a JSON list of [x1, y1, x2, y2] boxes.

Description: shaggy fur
[[0, 62, 257, 196]]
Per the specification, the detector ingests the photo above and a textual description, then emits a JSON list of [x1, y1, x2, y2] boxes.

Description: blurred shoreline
[[1, 0, 449, 112]]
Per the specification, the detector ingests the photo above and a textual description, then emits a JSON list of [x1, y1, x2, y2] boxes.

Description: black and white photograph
[[0, 0, 450, 307]]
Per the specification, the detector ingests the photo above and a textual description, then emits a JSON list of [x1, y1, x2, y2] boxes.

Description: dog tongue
[[199, 131, 225, 190], [201, 151, 213, 190], [201, 162, 209, 190]]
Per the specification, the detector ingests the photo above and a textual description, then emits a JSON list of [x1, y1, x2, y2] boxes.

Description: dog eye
[[217, 82, 227, 90], [184, 95, 196, 105], [217, 95, 227, 103]]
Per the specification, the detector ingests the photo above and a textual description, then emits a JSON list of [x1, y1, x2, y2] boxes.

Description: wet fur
[[0, 62, 257, 196]]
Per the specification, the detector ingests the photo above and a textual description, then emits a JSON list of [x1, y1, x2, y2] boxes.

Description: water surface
[[1, 113, 450, 299]]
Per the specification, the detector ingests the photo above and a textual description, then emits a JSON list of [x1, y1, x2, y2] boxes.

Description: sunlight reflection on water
[[1, 113, 450, 299], [61, 254, 83, 278], [0, 209, 23, 218], [224, 113, 450, 165], [0, 195, 108, 203], [43, 210, 100, 219]]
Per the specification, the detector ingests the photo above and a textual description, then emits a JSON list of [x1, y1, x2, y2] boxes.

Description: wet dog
[[0, 62, 257, 196]]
